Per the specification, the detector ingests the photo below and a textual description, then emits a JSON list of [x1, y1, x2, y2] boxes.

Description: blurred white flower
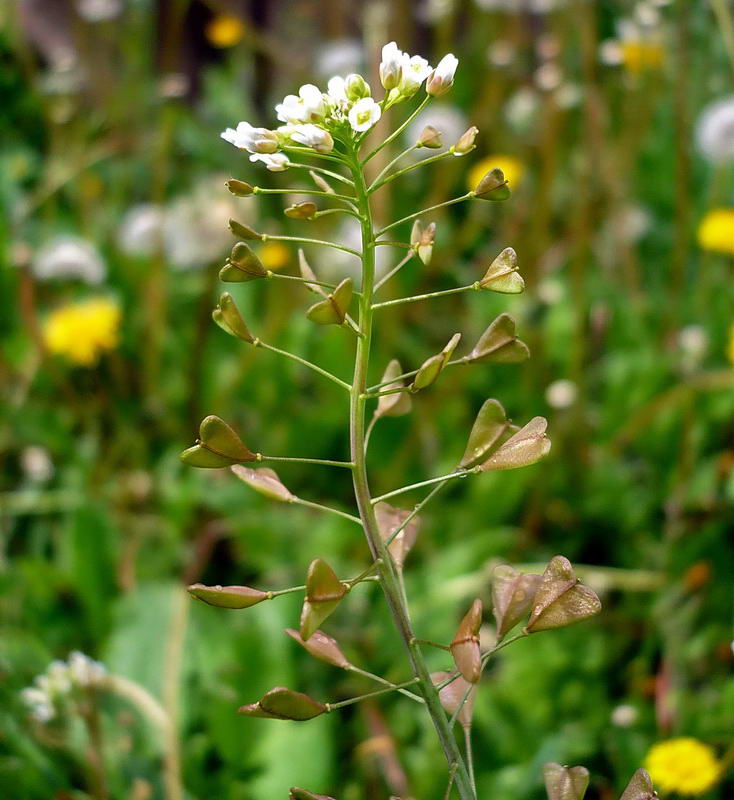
[[158, 72, 189, 99], [76, 0, 123, 22], [407, 105, 468, 157], [504, 88, 540, 132], [546, 379, 577, 409], [696, 96, 734, 164], [221, 122, 279, 154], [473, 0, 564, 10], [316, 39, 363, 78], [488, 40, 516, 68], [32, 236, 106, 284], [249, 153, 290, 171], [677, 325, 708, 373], [117, 204, 164, 257], [20, 446, 54, 484], [426, 54, 458, 96], [348, 97, 382, 132], [419, 0, 456, 22], [68, 651, 106, 686], [611, 704, 638, 727], [611, 204, 652, 243], [534, 62, 563, 92]]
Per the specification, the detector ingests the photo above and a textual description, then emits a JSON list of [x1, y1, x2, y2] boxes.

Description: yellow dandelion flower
[[43, 297, 121, 367], [698, 208, 734, 255], [468, 154, 524, 194], [644, 738, 720, 796], [205, 15, 245, 49], [727, 323, 734, 366], [620, 41, 665, 74], [260, 241, 290, 272]]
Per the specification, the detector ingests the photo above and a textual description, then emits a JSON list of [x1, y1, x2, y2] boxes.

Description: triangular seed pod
[[491, 565, 542, 638], [219, 242, 267, 283], [375, 502, 421, 569], [467, 313, 530, 364], [212, 292, 255, 343], [479, 416, 551, 471], [225, 179, 254, 197], [453, 126, 478, 156], [300, 559, 347, 641], [228, 218, 262, 240], [450, 599, 483, 683], [290, 788, 337, 800], [188, 583, 268, 609], [417, 125, 443, 149], [473, 167, 511, 201], [432, 671, 476, 729], [306, 278, 353, 325], [310, 171, 334, 194], [543, 763, 590, 800], [298, 249, 327, 297], [374, 359, 412, 419], [410, 333, 461, 391], [285, 628, 351, 669], [410, 219, 436, 265], [526, 555, 602, 633], [619, 769, 657, 800], [230, 465, 296, 502], [460, 399, 517, 469], [238, 687, 327, 720], [480, 248, 525, 294], [180, 415, 257, 468], [284, 202, 318, 219]]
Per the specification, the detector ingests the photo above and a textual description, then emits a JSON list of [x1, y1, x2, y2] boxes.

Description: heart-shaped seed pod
[[619, 769, 658, 800], [375, 502, 421, 569], [417, 125, 443, 149], [374, 359, 412, 419], [460, 399, 518, 469], [238, 687, 327, 720], [231, 465, 296, 502], [299, 559, 347, 641], [212, 292, 255, 343], [473, 167, 511, 200], [188, 583, 268, 609], [219, 242, 267, 282], [432, 671, 476, 729], [450, 599, 483, 683], [410, 333, 461, 392], [466, 313, 530, 364], [543, 763, 590, 800], [306, 278, 353, 325], [298, 249, 327, 296], [479, 248, 525, 294], [228, 218, 262, 240], [452, 126, 478, 155], [180, 415, 257, 468], [285, 628, 350, 669], [491, 565, 542, 638], [284, 202, 318, 219], [480, 416, 551, 471], [526, 555, 602, 633], [225, 179, 254, 197]]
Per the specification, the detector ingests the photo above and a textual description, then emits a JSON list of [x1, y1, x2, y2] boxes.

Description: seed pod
[[228, 218, 262, 240], [460, 399, 518, 469], [374, 359, 412, 419], [284, 202, 318, 220], [290, 789, 336, 800], [491, 565, 542, 638], [417, 125, 443, 149], [375, 502, 421, 569], [306, 278, 353, 325], [450, 599, 483, 683], [188, 583, 268, 609], [479, 248, 525, 294], [231, 465, 295, 502], [285, 628, 350, 669], [310, 171, 334, 194], [473, 167, 511, 201], [526, 556, 602, 633], [298, 249, 327, 296], [619, 769, 657, 800], [212, 292, 255, 343], [180, 415, 257, 468], [480, 416, 551, 471], [219, 242, 267, 283], [238, 687, 326, 720], [543, 763, 590, 800], [410, 219, 436, 265], [225, 179, 254, 197], [466, 313, 530, 364], [299, 559, 347, 641], [453, 126, 479, 156], [410, 333, 461, 391], [432, 671, 476, 729]]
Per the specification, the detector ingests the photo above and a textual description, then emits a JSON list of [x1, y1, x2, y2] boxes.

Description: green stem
[[372, 284, 478, 310], [281, 146, 348, 165], [287, 161, 355, 187], [261, 233, 360, 258], [373, 251, 416, 293], [371, 469, 475, 506], [266, 272, 339, 292], [258, 455, 354, 469], [255, 340, 352, 391], [346, 148, 476, 800], [376, 193, 473, 237], [326, 678, 420, 710], [370, 149, 455, 194], [348, 664, 425, 704], [290, 497, 362, 525], [314, 207, 362, 220], [464, 727, 476, 796], [253, 186, 356, 205], [385, 480, 450, 548], [367, 144, 419, 192], [362, 94, 431, 164]]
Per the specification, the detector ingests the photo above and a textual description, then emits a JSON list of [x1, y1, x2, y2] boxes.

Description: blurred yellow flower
[[644, 738, 720, 796], [727, 323, 734, 366], [620, 41, 665, 73], [698, 208, 734, 255], [205, 15, 245, 49], [260, 242, 290, 272], [43, 298, 121, 367], [468, 155, 524, 193]]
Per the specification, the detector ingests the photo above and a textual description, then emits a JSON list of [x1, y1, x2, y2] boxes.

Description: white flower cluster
[[221, 43, 459, 170], [21, 651, 106, 723]]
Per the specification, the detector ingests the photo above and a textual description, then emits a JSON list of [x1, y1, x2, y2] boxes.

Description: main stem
[[347, 151, 475, 800]]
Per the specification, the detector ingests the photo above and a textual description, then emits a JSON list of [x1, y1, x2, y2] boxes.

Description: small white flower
[[249, 153, 290, 171], [696, 96, 734, 164], [326, 76, 348, 104], [275, 84, 327, 124], [348, 97, 382, 132], [220, 121, 279, 154], [68, 651, 106, 686], [21, 687, 51, 708], [398, 54, 433, 97], [288, 123, 334, 154], [379, 42, 404, 90], [32, 236, 106, 284], [426, 53, 459, 96]]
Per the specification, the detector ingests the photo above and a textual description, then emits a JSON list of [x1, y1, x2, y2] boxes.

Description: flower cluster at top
[[21, 651, 107, 723], [221, 42, 459, 170]]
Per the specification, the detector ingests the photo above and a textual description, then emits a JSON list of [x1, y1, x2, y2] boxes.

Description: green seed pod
[[212, 292, 255, 343], [374, 359, 412, 419], [526, 556, 601, 633], [188, 583, 268, 609], [225, 179, 254, 197], [219, 242, 267, 283], [473, 167, 511, 201], [619, 769, 657, 800], [460, 399, 517, 469], [479, 247, 525, 294], [452, 126, 479, 156], [491, 565, 542, 638], [231, 465, 295, 502], [479, 416, 551, 471], [289, 788, 337, 800], [543, 763, 590, 800], [285, 628, 350, 669], [306, 278, 353, 325], [299, 559, 347, 641], [228, 218, 262, 240], [466, 314, 530, 364], [180, 415, 257, 468], [410, 333, 461, 391], [284, 202, 318, 220], [238, 687, 327, 720], [417, 125, 443, 149]]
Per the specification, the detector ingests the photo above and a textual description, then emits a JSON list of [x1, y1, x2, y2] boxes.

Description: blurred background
[[2, 0, 734, 798]]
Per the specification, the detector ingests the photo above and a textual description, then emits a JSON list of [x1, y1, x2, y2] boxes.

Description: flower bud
[[284, 202, 318, 220], [180, 415, 257, 468], [450, 599, 483, 683], [473, 167, 511, 201], [452, 126, 479, 156], [543, 763, 590, 800], [426, 53, 459, 96], [379, 42, 403, 91], [300, 559, 347, 640], [212, 292, 255, 343], [410, 219, 436, 265], [238, 687, 327, 720], [188, 583, 268, 609], [526, 556, 601, 633], [417, 125, 443, 149], [285, 628, 350, 669], [432, 671, 476, 729], [345, 73, 371, 101], [226, 179, 254, 197], [228, 218, 262, 240], [619, 769, 657, 800]]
